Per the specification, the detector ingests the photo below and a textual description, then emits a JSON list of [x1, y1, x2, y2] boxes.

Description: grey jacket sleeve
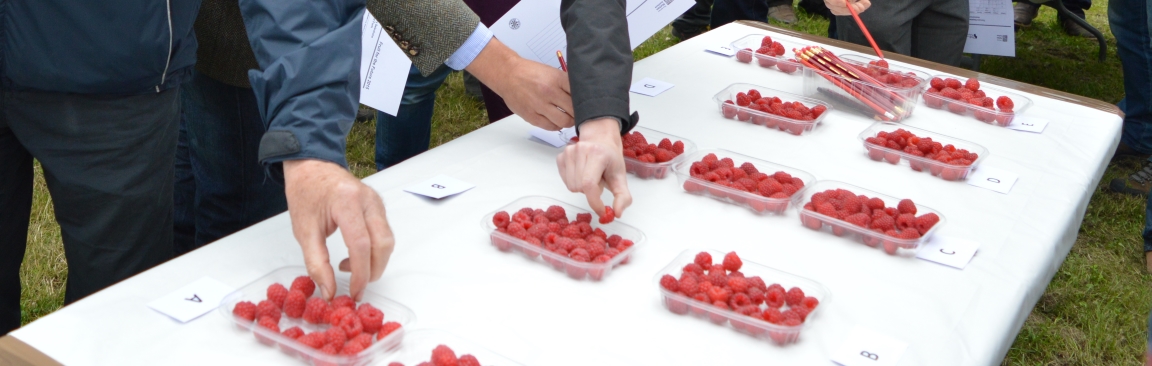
[[561, 0, 635, 132], [238, 0, 363, 179], [367, 0, 481, 77]]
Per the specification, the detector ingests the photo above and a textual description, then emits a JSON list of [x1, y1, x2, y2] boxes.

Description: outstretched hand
[[556, 118, 632, 218]]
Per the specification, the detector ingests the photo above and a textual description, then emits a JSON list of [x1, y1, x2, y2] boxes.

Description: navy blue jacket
[[1, 0, 199, 94]]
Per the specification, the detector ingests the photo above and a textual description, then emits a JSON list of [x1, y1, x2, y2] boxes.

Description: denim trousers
[[1110, 0, 1152, 251], [174, 71, 287, 255], [375, 65, 452, 170]]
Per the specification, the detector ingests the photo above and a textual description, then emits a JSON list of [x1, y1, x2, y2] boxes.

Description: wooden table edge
[[0, 336, 62, 366], [734, 20, 1124, 118]]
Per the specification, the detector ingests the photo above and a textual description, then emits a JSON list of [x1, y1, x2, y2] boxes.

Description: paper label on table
[[831, 326, 909, 366], [359, 11, 413, 116], [705, 44, 737, 57], [404, 174, 476, 199], [529, 126, 577, 147], [147, 277, 235, 323], [966, 165, 1019, 194], [630, 78, 674, 97], [964, 0, 1015, 56], [490, 0, 693, 70], [917, 236, 980, 269], [1006, 116, 1049, 133]]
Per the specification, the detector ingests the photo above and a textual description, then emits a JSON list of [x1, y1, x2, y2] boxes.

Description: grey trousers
[[0, 89, 179, 335], [835, 0, 970, 67]]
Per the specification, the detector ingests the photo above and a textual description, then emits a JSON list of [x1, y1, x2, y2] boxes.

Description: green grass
[[17, 2, 1151, 364]]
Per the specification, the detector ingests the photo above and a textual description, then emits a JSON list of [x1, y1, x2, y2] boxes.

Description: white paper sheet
[[491, 0, 695, 69], [403, 174, 476, 199], [964, 0, 1016, 56], [146, 277, 234, 323], [629, 77, 675, 96], [359, 11, 413, 117]]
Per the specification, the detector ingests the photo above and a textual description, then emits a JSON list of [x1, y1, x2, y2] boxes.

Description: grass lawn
[[17, 1, 1151, 364]]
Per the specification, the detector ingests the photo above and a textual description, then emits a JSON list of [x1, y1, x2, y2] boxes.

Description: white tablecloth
[[12, 23, 1122, 366]]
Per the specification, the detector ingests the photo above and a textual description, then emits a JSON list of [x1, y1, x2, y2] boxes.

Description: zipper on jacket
[[156, 0, 173, 93]]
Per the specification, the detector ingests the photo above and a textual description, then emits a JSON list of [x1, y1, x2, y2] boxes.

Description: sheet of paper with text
[[359, 11, 413, 117], [964, 0, 1016, 56]]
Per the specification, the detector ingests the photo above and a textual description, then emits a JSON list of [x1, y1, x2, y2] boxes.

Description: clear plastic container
[[622, 126, 697, 180], [729, 34, 805, 74], [218, 266, 416, 366], [654, 249, 829, 345], [712, 83, 834, 136], [791, 180, 946, 256], [921, 74, 1034, 127], [857, 122, 988, 181], [481, 196, 646, 281], [801, 53, 927, 122], [375, 329, 525, 366], [672, 149, 816, 215]]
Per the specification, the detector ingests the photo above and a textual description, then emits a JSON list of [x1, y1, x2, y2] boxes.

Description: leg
[[909, 0, 970, 67], [1112, 0, 1152, 155], [182, 71, 288, 251], [375, 65, 451, 170], [711, 0, 769, 29], [173, 107, 196, 254], [6, 89, 180, 304], [767, 0, 798, 24], [0, 94, 34, 335], [672, 0, 714, 40], [1014, 1, 1041, 27], [835, 0, 927, 57]]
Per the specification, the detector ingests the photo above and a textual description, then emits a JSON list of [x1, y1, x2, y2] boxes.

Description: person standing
[[1014, 0, 1095, 37], [826, 0, 969, 67]]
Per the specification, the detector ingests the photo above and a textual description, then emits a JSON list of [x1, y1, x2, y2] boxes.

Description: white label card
[[629, 77, 674, 97], [147, 277, 235, 323], [403, 174, 476, 199], [529, 126, 578, 148], [917, 236, 980, 269], [965, 165, 1019, 194], [832, 326, 909, 366], [1006, 116, 1049, 133], [705, 44, 737, 57]]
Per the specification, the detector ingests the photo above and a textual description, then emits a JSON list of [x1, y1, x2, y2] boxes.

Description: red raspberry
[[678, 275, 700, 296], [319, 342, 341, 355], [325, 326, 348, 346], [762, 308, 783, 324], [256, 300, 281, 323], [328, 305, 355, 325], [898, 229, 922, 239], [735, 92, 751, 106], [257, 316, 279, 333], [793, 305, 812, 321], [871, 214, 895, 231], [964, 78, 980, 91], [575, 212, 592, 223], [747, 276, 767, 291], [432, 344, 458, 366], [785, 287, 805, 306], [736, 49, 753, 63], [282, 326, 304, 339], [341, 340, 366, 355], [929, 77, 944, 90], [730, 293, 753, 309], [290, 276, 316, 297], [660, 274, 679, 292], [722, 252, 742, 271], [997, 96, 1014, 111], [458, 355, 481, 366], [283, 290, 307, 318], [544, 205, 566, 221], [941, 88, 961, 100], [671, 141, 685, 154], [706, 285, 731, 303], [756, 45, 772, 55], [357, 303, 385, 334], [232, 301, 257, 322], [599, 206, 615, 224], [944, 78, 962, 89], [492, 211, 510, 228], [765, 288, 785, 308], [765, 283, 785, 294], [916, 213, 941, 233], [350, 333, 374, 349], [340, 312, 364, 337], [802, 296, 820, 310], [761, 36, 774, 46], [694, 252, 712, 267], [266, 283, 289, 308], [298, 332, 326, 349], [844, 213, 870, 228], [303, 297, 330, 324], [727, 276, 749, 293], [378, 321, 403, 339], [331, 295, 355, 310], [897, 199, 917, 215]]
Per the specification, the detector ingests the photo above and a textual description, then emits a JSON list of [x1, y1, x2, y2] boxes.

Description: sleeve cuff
[[444, 23, 493, 70]]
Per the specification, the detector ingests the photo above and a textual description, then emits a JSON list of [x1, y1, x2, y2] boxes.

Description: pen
[[556, 50, 568, 72]]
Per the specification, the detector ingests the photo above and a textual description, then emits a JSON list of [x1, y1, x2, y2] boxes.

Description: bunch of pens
[[794, 46, 921, 122]]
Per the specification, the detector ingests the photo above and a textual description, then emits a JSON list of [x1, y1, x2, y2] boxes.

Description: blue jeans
[[374, 64, 452, 170], [174, 71, 287, 255], [1111, 0, 1152, 252]]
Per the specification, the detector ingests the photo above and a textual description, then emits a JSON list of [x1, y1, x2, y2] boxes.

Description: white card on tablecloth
[[917, 236, 980, 269], [404, 174, 476, 199], [966, 165, 1019, 194], [705, 44, 737, 57], [831, 326, 909, 366], [1006, 116, 1049, 133], [529, 126, 577, 148], [147, 277, 235, 323], [629, 78, 674, 97]]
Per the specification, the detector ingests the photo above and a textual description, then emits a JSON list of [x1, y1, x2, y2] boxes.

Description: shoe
[[768, 5, 798, 24], [1109, 159, 1152, 196], [1112, 141, 1150, 161], [1060, 15, 1095, 38], [356, 105, 376, 123], [1014, 2, 1039, 28], [671, 26, 706, 41]]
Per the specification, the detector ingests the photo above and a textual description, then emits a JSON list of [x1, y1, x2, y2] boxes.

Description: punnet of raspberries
[[863, 128, 980, 181], [856, 59, 924, 88], [659, 251, 821, 345], [230, 275, 404, 358], [621, 130, 685, 164], [800, 188, 941, 254], [490, 204, 637, 280], [720, 88, 828, 135], [386, 344, 483, 366], [734, 36, 800, 74], [682, 152, 805, 214], [923, 76, 1018, 125]]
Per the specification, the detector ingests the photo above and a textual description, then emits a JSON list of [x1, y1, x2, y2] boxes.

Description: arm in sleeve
[[561, 0, 635, 132], [367, 0, 482, 76]]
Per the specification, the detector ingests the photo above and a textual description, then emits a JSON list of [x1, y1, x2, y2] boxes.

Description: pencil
[[844, 0, 885, 59], [556, 51, 568, 72]]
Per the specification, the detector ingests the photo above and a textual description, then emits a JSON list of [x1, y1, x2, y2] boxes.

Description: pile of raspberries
[[801, 188, 941, 254], [858, 59, 923, 88], [735, 36, 800, 73], [492, 205, 636, 280], [659, 251, 820, 344], [923, 77, 1016, 125], [864, 128, 980, 181], [387, 344, 482, 366], [683, 153, 805, 214], [721, 88, 828, 135], [622, 130, 685, 164], [231, 276, 403, 356]]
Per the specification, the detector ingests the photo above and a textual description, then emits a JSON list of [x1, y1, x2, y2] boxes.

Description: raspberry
[[897, 199, 917, 215], [964, 78, 980, 91], [756, 45, 772, 55], [282, 326, 304, 339], [694, 251, 712, 267], [996, 96, 1014, 111], [761, 35, 774, 46], [341, 340, 366, 355], [706, 285, 731, 303], [730, 293, 753, 308], [671, 140, 685, 154], [844, 213, 870, 228], [747, 276, 767, 291], [328, 306, 355, 325], [896, 213, 917, 231], [266, 283, 289, 308], [929, 77, 944, 90], [899, 229, 922, 239], [319, 342, 341, 355], [303, 297, 330, 324], [432, 344, 458, 366], [678, 275, 700, 296], [358, 303, 385, 333], [793, 305, 812, 321], [722, 252, 742, 272], [735, 92, 751, 106], [785, 287, 805, 306], [232, 301, 257, 322], [379, 321, 403, 339], [492, 211, 510, 228], [762, 308, 783, 324], [654, 149, 675, 163], [256, 300, 281, 323], [331, 295, 355, 310], [599, 206, 615, 224], [544, 205, 566, 221], [257, 316, 279, 333], [747, 286, 765, 305], [941, 88, 961, 100], [758, 179, 783, 196], [340, 312, 364, 337], [802, 296, 820, 310], [325, 326, 348, 346], [458, 355, 482, 366], [290, 276, 316, 297], [283, 290, 307, 318], [811, 104, 827, 117], [916, 213, 941, 233], [575, 212, 592, 223], [871, 214, 895, 231], [866, 197, 885, 210], [350, 333, 374, 349], [298, 332, 326, 349], [944, 78, 962, 89], [660, 274, 679, 292], [727, 276, 749, 293], [736, 48, 753, 63], [765, 288, 785, 308], [782, 309, 801, 324]]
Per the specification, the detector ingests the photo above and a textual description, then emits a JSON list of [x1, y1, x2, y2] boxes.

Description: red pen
[[556, 50, 568, 72], [845, 0, 884, 59]]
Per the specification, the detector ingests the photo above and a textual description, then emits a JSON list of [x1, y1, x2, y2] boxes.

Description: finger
[[558, 70, 571, 95], [362, 191, 394, 282], [527, 112, 562, 131], [332, 187, 374, 302], [561, 146, 582, 192], [296, 219, 337, 300], [557, 150, 575, 192], [604, 160, 632, 217], [580, 150, 609, 216], [540, 103, 574, 129]]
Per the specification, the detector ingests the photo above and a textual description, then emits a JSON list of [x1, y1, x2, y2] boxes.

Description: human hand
[[465, 38, 574, 130], [556, 118, 632, 218], [825, 0, 871, 15], [283, 159, 394, 301]]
